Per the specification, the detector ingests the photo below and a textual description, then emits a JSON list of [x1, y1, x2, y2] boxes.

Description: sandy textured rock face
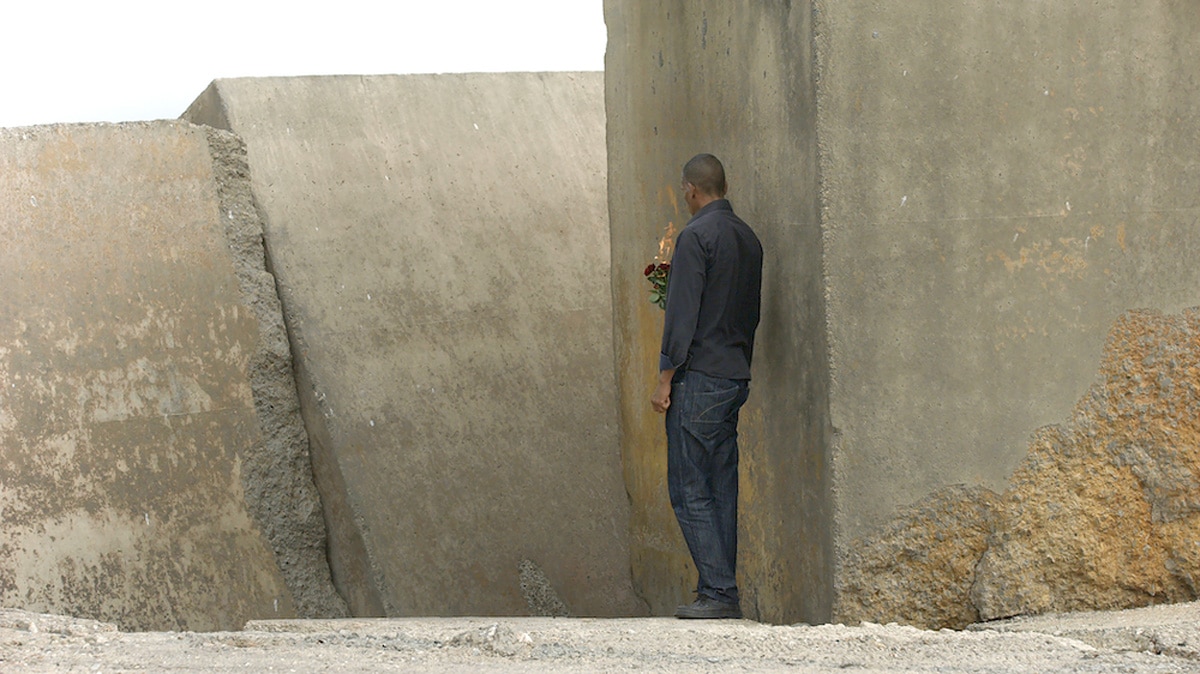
[[973, 309, 1200, 620], [839, 309, 1200, 628], [837, 485, 1000, 630]]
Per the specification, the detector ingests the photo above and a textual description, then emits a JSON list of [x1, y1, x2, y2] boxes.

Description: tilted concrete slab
[[183, 73, 644, 617], [0, 122, 301, 630]]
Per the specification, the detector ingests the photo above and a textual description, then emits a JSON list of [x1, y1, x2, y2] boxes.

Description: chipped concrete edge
[[200, 124, 349, 618]]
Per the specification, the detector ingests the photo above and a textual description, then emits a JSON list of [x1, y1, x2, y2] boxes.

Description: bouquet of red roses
[[644, 221, 676, 311], [644, 262, 670, 310]]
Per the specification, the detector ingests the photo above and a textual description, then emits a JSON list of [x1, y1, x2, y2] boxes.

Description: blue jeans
[[665, 370, 750, 605]]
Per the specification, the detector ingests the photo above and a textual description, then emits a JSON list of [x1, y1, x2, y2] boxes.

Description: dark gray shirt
[[659, 199, 763, 381]]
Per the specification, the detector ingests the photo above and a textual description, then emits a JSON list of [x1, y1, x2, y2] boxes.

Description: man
[[651, 153, 763, 620]]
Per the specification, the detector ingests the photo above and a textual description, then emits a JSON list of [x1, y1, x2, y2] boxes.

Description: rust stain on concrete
[[990, 234, 1093, 281]]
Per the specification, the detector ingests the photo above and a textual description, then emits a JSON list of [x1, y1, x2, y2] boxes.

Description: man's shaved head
[[682, 154, 727, 198]]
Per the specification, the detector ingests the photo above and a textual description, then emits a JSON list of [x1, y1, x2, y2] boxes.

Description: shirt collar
[[688, 198, 732, 223]]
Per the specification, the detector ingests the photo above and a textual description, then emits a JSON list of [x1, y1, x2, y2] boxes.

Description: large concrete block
[[816, 0, 1200, 553], [846, 309, 1200, 629], [605, 2, 832, 624], [0, 122, 301, 630], [183, 74, 644, 617], [817, 1, 1200, 623], [605, 0, 1200, 625]]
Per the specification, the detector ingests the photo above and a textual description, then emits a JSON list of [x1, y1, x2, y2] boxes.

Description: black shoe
[[674, 597, 742, 619]]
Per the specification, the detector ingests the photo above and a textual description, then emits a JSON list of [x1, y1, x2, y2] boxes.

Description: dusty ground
[[2, 603, 1198, 673]]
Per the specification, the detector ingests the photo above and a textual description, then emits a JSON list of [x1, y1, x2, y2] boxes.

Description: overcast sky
[[0, 1, 605, 128]]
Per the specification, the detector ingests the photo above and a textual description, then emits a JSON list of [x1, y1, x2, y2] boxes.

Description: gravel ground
[[2, 606, 1198, 673], [975, 601, 1200, 661]]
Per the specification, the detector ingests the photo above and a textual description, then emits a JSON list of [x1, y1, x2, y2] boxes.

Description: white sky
[[0, 1, 605, 128]]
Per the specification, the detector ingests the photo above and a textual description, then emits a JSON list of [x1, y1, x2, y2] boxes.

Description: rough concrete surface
[[973, 309, 1200, 620], [838, 485, 999, 630], [978, 600, 1200, 661], [3, 607, 1199, 672], [816, 1, 1200, 557], [182, 74, 643, 618], [838, 309, 1200, 628], [605, 1, 832, 624], [0, 122, 294, 630], [516, 560, 568, 618], [605, 0, 1200, 627], [201, 127, 347, 619]]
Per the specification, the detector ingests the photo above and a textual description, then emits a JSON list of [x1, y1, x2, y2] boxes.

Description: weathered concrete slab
[[0, 122, 300, 630], [605, 2, 832, 624], [820, 2, 1200, 627], [840, 309, 1200, 630], [815, 0, 1200, 559], [183, 74, 643, 618], [605, 1, 1200, 626], [969, 309, 1200, 621]]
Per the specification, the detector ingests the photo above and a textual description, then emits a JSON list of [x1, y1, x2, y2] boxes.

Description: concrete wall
[[0, 122, 306, 630], [605, 0, 1200, 625], [605, 3, 833, 623], [183, 74, 645, 617], [817, 0, 1200, 557], [818, 1, 1200, 624]]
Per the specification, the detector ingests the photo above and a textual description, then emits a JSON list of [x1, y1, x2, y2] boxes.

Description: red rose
[[644, 264, 656, 276], [657, 263, 670, 272]]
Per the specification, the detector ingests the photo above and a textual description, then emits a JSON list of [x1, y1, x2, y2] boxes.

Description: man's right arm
[[651, 367, 675, 413], [658, 228, 705, 373]]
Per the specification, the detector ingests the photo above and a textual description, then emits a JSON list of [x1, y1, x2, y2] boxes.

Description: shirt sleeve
[[659, 227, 706, 372]]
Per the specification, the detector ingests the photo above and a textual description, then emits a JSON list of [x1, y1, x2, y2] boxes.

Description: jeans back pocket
[[683, 378, 746, 442]]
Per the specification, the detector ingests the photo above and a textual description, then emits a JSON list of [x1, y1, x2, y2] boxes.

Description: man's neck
[[690, 194, 722, 215]]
